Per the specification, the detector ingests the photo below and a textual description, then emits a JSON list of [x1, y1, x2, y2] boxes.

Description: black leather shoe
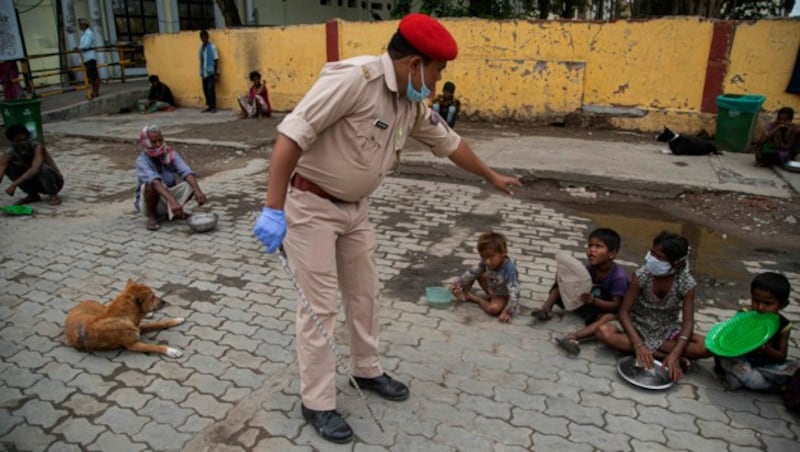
[[301, 404, 353, 443], [350, 373, 410, 401]]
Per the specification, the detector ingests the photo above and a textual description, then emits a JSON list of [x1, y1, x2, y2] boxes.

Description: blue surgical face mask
[[406, 64, 431, 103], [645, 251, 673, 276]]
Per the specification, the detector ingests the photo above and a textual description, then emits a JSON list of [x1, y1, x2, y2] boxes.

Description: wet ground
[[396, 171, 800, 313], [14, 127, 798, 310]]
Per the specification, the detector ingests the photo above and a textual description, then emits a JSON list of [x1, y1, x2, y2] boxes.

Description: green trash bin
[[714, 94, 765, 153], [1, 99, 44, 144]]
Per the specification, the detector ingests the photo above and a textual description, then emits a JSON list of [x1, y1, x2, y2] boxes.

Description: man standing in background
[[77, 18, 100, 99], [198, 30, 219, 113]]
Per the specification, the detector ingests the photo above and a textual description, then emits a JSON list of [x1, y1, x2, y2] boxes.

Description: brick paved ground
[[0, 134, 798, 451]]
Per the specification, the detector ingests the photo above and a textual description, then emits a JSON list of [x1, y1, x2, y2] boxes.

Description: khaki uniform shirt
[[277, 53, 462, 202]]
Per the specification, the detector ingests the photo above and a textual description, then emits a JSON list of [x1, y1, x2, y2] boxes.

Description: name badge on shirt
[[373, 119, 389, 130]]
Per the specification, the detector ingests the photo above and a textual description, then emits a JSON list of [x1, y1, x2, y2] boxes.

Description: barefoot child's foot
[[48, 195, 62, 206]]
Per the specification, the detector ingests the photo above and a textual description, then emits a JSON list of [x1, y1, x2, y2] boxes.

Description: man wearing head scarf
[[253, 13, 521, 443], [134, 125, 207, 231]]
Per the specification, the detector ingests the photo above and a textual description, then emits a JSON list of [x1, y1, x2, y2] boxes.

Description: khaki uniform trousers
[[283, 188, 382, 411]]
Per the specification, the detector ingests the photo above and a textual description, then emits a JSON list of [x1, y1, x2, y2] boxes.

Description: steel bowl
[[189, 212, 218, 233], [616, 355, 674, 390], [784, 161, 800, 173]]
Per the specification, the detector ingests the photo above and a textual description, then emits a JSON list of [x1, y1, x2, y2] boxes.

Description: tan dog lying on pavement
[[64, 279, 184, 358]]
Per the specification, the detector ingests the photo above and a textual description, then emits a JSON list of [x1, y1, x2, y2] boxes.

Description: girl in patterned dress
[[596, 231, 709, 383]]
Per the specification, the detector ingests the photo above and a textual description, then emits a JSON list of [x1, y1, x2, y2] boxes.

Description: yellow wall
[[143, 24, 327, 111], [725, 20, 800, 112], [145, 17, 800, 134]]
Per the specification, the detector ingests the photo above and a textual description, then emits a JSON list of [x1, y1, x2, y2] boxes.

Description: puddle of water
[[561, 200, 797, 308]]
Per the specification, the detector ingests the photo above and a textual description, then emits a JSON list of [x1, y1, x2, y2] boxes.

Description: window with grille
[[178, 0, 215, 31], [113, 0, 158, 43], [112, 0, 159, 66]]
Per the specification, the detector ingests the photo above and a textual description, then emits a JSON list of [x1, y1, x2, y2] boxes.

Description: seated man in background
[[0, 124, 63, 205], [137, 75, 175, 113], [754, 107, 800, 166], [135, 125, 206, 231], [431, 81, 461, 128], [237, 70, 272, 119]]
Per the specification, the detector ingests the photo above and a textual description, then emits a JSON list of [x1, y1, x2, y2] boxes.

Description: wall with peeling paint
[[143, 24, 327, 112], [725, 20, 799, 110], [145, 17, 800, 134]]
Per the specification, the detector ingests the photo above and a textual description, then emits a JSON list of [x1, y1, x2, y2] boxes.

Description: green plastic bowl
[[1, 205, 34, 216], [426, 287, 453, 307]]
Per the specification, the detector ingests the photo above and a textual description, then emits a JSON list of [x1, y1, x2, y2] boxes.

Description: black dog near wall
[[656, 127, 721, 156]]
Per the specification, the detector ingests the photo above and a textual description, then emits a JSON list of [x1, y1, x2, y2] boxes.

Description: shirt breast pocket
[[355, 122, 384, 166]]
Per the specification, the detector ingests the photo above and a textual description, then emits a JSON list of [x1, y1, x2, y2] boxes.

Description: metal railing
[[2, 44, 141, 100]]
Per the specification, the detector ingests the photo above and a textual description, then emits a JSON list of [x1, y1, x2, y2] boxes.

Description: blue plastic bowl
[[426, 287, 453, 306]]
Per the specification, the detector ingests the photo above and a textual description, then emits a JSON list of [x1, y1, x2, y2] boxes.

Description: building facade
[[12, 0, 398, 87]]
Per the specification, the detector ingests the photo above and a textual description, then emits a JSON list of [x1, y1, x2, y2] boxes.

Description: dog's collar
[[668, 133, 681, 142]]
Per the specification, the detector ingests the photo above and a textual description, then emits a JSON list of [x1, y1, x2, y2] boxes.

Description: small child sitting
[[449, 231, 520, 323], [714, 272, 798, 392], [595, 231, 708, 383], [532, 228, 630, 355], [431, 81, 461, 128], [237, 70, 272, 119], [754, 107, 799, 166]]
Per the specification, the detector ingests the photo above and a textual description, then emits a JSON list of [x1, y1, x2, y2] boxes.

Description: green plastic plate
[[705, 310, 780, 357], [1, 205, 34, 216]]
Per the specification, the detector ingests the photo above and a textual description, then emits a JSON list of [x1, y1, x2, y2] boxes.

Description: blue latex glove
[[253, 207, 286, 253]]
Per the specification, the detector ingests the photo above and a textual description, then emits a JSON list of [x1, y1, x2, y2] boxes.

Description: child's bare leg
[[571, 313, 617, 341], [656, 333, 711, 361], [595, 323, 634, 352], [464, 293, 507, 317]]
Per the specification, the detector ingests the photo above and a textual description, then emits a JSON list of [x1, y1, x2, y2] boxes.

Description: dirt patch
[[667, 191, 800, 246], [43, 135, 269, 180], [170, 116, 280, 149], [456, 119, 656, 145], [383, 251, 466, 299]]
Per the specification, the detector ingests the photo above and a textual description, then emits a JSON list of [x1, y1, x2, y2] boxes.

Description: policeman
[[253, 13, 521, 443]]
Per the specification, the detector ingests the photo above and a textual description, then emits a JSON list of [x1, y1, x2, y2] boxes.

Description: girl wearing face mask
[[596, 231, 710, 383]]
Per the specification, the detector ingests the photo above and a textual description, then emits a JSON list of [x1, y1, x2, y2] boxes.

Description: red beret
[[398, 13, 458, 61]]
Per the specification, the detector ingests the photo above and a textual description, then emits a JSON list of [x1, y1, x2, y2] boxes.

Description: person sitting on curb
[[137, 75, 175, 114], [754, 107, 800, 167], [237, 70, 272, 119], [0, 124, 64, 206], [134, 124, 207, 231], [431, 81, 460, 128]]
